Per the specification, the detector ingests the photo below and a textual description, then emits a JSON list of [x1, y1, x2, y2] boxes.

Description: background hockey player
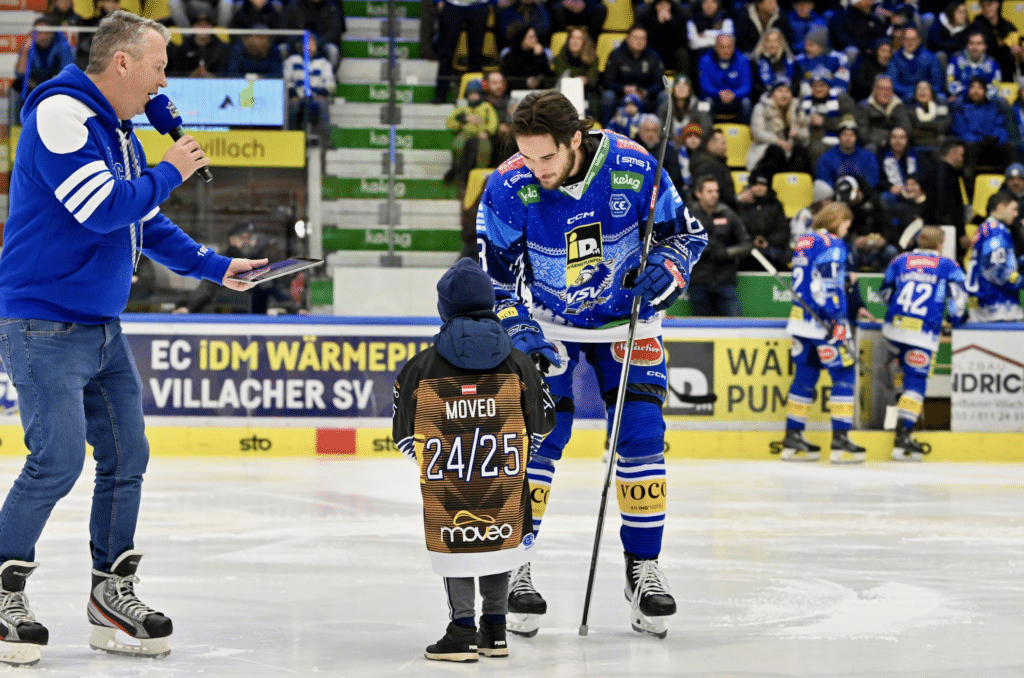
[[475, 90, 708, 638], [780, 202, 866, 464], [392, 259, 555, 662], [965, 191, 1024, 322], [879, 227, 968, 461]]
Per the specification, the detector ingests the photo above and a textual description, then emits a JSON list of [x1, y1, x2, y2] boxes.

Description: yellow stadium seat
[[731, 171, 749, 195], [996, 81, 1019, 104], [457, 72, 484, 100], [1003, 1, 1024, 33], [772, 172, 814, 218], [74, 0, 95, 19], [464, 168, 494, 211], [602, 0, 635, 32], [550, 31, 567, 57], [596, 32, 626, 72], [967, 0, 981, 20], [119, 0, 142, 15], [142, 0, 171, 20], [972, 173, 1005, 218], [717, 123, 751, 169]]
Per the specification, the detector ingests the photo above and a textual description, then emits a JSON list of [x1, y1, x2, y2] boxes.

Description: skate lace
[[510, 564, 536, 595], [0, 590, 36, 625], [107, 575, 157, 621], [630, 560, 671, 612]]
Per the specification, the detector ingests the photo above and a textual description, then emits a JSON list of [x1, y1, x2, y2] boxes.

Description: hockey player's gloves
[[499, 313, 560, 374], [626, 247, 690, 311]]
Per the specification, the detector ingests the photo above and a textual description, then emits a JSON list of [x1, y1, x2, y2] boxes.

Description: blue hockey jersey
[[476, 130, 707, 338], [965, 217, 1024, 321], [880, 249, 967, 351], [786, 229, 849, 340]]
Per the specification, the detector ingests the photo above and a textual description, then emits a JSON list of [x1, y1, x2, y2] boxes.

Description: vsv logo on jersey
[[609, 193, 630, 218], [610, 171, 643, 192]]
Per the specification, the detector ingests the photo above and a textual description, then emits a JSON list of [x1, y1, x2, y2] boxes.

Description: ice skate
[[623, 552, 675, 639], [507, 563, 545, 637], [87, 550, 172, 658], [425, 622, 478, 662], [830, 430, 866, 465], [477, 619, 508, 657], [780, 428, 821, 462], [891, 422, 927, 462], [0, 561, 47, 667]]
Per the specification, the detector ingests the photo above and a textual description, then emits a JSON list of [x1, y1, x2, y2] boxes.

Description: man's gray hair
[[85, 10, 170, 75]]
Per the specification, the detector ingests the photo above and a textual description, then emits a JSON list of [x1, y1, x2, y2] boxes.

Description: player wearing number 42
[[392, 258, 556, 662], [879, 226, 968, 462], [476, 90, 708, 638]]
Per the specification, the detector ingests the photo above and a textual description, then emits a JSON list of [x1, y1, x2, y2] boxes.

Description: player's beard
[[537, 148, 578, 190]]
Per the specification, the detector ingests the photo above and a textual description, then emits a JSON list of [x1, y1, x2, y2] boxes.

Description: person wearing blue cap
[[392, 259, 555, 662]]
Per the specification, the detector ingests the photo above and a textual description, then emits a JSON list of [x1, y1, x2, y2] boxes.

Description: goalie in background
[[392, 259, 555, 662], [879, 226, 967, 461]]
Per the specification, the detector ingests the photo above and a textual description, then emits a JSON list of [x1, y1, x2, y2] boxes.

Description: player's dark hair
[[511, 90, 595, 148], [987, 189, 1016, 215]]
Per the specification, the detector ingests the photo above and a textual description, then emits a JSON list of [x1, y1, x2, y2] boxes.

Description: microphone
[[144, 94, 213, 183]]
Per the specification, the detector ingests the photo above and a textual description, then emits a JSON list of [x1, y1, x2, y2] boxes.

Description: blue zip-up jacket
[[787, 9, 827, 52], [951, 95, 1008, 143], [698, 51, 753, 102], [0, 65, 231, 324], [886, 46, 945, 102], [815, 144, 880, 189]]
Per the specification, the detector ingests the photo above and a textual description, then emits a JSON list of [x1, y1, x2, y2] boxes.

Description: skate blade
[[629, 612, 668, 639], [780, 448, 820, 462], [0, 640, 41, 666], [891, 448, 923, 462], [507, 613, 540, 638], [89, 627, 171, 658], [424, 650, 479, 662], [830, 451, 865, 465]]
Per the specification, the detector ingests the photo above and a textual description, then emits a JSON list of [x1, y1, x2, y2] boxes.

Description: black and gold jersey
[[393, 346, 555, 577]]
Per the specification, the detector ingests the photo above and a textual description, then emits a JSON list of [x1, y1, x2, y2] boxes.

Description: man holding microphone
[[0, 10, 266, 665]]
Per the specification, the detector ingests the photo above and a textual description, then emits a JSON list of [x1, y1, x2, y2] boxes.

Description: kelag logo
[[664, 341, 716, 415]]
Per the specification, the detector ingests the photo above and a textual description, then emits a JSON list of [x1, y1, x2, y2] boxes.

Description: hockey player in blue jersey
[[780, 202, 867, 464], [879, 227, 968, 461], [965, 191, 1024, 322], [476, 90, 707, 638]]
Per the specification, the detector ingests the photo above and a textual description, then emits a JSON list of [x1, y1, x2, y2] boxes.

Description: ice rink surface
[[2, 456, 1022, 678]]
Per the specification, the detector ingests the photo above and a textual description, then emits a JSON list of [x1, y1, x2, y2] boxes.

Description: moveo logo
[[440, 510, 514, 544], [610, 171, 643, 192]]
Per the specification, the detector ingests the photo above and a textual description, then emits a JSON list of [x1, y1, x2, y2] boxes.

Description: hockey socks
[[615, 458, 667, 559]]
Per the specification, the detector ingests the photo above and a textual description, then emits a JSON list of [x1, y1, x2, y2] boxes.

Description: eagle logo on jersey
[[564, 222, 615, 314]]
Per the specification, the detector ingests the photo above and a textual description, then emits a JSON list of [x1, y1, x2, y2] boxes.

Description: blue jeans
[[0, 318, 149, 571]]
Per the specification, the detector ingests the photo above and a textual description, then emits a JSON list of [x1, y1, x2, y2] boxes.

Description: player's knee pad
[[605, 389, 666, 462]]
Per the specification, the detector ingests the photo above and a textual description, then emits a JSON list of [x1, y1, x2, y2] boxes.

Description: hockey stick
[[579, 75, 673, 638]]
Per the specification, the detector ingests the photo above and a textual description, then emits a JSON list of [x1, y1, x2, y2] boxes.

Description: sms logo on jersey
[[906, 349, 930, 369], [609, 193, 630, 217]]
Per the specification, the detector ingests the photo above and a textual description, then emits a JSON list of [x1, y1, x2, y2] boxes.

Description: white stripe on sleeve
[[73, 179, 115, 223], [54, 160, 110, 201], [63, 172, 114, 212]]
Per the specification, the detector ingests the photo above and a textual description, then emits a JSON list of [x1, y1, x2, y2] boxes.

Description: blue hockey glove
[[629, 246, 690, 311], [498, 309, 560, 374]]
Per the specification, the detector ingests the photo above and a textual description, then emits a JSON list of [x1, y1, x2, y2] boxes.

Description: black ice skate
[[623, 552, 676, 639], [88, 550, 172, 658], [892, 421, 928, 462], [830, 430, 866, 465], [424, 622, 478, 662], [780, 428, 821, 462], [477, 619, 508, 657], [0, 560, 48, 667], [507, 563, 545, 637]]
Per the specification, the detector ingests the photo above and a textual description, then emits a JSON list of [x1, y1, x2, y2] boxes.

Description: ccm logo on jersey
[[816, 345, 839, 363], [906, 255, 939, 269], [906, 349, 930, 368], [612, 337, 663, 365], [567, 211, 595, 224]]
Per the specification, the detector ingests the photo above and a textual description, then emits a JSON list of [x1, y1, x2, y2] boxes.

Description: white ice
[[3, 457, 1023, 677]]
